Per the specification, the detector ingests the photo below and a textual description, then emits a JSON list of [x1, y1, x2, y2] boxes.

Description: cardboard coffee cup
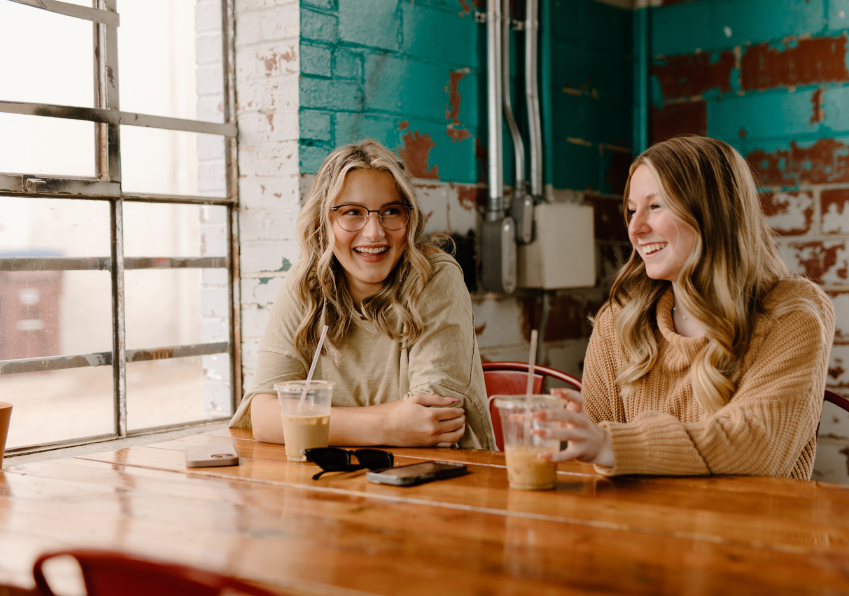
[[0, 402, 12, 470]]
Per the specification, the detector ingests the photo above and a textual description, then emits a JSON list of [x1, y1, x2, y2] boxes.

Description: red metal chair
[[33, 550, 283, 596], [482, 361, 582, 451], [819, 389, 849, 436]]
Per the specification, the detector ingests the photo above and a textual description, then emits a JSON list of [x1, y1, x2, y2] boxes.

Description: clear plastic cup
[[275, 381, 334, 462], [494, 395, 565, 490]]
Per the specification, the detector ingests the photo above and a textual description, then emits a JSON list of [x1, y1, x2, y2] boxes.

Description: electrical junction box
[[517, 202, 596, 289]]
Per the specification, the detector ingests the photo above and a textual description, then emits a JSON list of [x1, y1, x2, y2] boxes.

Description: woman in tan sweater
[[538, 136, 834, 479], [231, 139, 495, 450]]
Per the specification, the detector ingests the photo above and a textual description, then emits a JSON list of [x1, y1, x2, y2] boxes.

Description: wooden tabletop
[[1, 428, 848, 596]]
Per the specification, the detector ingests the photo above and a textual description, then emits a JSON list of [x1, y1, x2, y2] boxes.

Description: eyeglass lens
[[333, 204, 409, 232], [305, 448, 393, 479]]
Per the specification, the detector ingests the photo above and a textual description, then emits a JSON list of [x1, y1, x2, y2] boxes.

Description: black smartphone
[[365, 461, 468, 486]]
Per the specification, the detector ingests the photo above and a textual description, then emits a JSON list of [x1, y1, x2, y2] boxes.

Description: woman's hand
[[380, 395, 465, 447], [534, 388, 614, 467]]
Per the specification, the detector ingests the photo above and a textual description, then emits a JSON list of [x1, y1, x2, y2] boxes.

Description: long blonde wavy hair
[[605, 136, 822, 412], [289, 139, 437, 361]]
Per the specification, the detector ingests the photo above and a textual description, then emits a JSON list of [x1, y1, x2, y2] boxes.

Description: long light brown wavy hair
[[290, 139, 438, 361], [604, 136, 823, 412]]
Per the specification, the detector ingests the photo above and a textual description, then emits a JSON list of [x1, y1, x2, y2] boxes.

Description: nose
[[361, 212, 386, 240], [628, 208, 650, 237]]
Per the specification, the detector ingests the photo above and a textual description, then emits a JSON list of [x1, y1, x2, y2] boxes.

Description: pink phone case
[[185, 445, 240, 468]]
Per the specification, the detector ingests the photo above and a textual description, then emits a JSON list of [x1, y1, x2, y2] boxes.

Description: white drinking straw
[[524, 329, 538, 446], [297, 325, 329, 413]]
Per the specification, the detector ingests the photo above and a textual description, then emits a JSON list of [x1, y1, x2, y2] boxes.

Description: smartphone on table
[[185, 445, 240, 468], [366, 461, 468, 486]]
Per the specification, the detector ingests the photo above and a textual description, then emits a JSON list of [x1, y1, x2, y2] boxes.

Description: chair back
[[482, 362, 582, 451], [33, 550, 282, 596], [818, 389, 849, 437]]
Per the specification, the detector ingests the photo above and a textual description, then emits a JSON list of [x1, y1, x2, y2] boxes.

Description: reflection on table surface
[[1, 427, 848, 596]]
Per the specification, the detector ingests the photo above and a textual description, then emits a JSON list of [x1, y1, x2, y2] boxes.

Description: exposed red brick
[[521, 294, 605, 343], [822, 188, 849, 217], [811, 88, 825, 125], [586, 194, 629, 242], [788, 240, 848, 283], [604, 151, 632, 195], [747, 139, 849, 186], [446, 70, 471, 144], [474, 137, 487, 183], [741, 37, 849, 91], [650, 101, 707, 145], [598, 243, 633, 282], [759, 191, 814, 236], [652, 50, 734, 99], [399, 130, 439, 179], [456, 185, 485, 210]]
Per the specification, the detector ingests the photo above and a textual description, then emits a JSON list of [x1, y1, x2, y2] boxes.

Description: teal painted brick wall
[[543, 0, 633, 195], [299, 0, 483, 185]]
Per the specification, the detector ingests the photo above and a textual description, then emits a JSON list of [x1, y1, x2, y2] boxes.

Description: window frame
[[0, 0, 241, 455]]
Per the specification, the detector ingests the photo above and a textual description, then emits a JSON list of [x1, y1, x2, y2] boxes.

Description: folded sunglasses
[[304, 448, 394, 480]]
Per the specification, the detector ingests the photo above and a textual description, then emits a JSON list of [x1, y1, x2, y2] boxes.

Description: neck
[[345, 275, 381, 308], [670, 281, 706, 338]]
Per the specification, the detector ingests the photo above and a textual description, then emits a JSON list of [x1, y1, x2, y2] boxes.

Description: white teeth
[[642, 243, 667, 255], [355, 246, 388, 255]]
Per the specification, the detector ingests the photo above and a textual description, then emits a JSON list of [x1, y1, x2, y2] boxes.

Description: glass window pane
[[127, 354, 232, 431], [124, 203, 227, 258], [0, 114, 95, 177], [0, 2, 94, 107], [120, 127, 226, 197], [119, 0, 225, 123], [0, 271, 112, 360], [0, 197, 110, 257], [125, 269, 202, 350], [1, 366, 114, 449]]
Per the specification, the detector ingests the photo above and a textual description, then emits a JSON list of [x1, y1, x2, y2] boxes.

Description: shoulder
[[592, 299, 622, 338], [426, 252, 464, 285], [762, 276, 834, 317]]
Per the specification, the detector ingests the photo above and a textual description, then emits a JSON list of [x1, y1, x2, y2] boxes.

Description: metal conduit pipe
[[481, 0, 517, 294], [525, 0, 543, 199], [503, 0, 533, 244], [486, 0, 504, 220]]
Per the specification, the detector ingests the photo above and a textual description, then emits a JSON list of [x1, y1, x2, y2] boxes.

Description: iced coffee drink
[[281, 413, 330, 461], [275, 381, 334, 462], [494, 395, 565, 490]]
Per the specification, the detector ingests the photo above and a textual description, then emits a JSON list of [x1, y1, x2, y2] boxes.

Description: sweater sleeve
[[402, 258, 496, 450], [596, 291, 835, 477], [582, 305, 621, 425], [229, 277, 309, 430]]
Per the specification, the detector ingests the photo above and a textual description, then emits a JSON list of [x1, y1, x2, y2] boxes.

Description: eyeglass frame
[[328, 202, 412, 232], [304, 447, 394, 480]]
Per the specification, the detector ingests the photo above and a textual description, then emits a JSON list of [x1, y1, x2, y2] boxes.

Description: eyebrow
[[333, 201, 406, 208]]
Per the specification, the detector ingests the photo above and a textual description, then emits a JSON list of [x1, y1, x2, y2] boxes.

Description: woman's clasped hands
[[533, 389, 615, 468]]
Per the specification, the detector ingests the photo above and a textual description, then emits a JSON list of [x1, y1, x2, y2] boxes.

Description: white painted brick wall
[[234, 0, 300, 395]]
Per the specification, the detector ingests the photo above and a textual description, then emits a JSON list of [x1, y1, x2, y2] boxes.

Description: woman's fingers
[[540, 445, 585, 463], [551, 387, 584, 412], [434, 407, 465, 421], [533, 426, 579, 442], [438, 423, 465, 444], [535, 408, 586, 427], [409, 394, 460, 407]]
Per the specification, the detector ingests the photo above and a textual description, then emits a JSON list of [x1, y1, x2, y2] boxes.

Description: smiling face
[[627, 164, 698, 284], [330, 169, 409, 304]]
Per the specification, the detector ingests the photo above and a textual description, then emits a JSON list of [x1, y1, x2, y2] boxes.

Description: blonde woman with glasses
[[230, 139, 495, 449], [537, 136, 834, 479]]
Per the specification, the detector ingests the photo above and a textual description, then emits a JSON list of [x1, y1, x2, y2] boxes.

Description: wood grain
[[0, 433, 847, 595]]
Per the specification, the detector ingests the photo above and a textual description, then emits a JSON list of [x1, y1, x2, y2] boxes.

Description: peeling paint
[[741, 37, 849, 91], [652, 50, 735, 99], [788, 240, 849, 283], [650, 101, 707, 144], [748, 139, 849, 186], [456, 185, 484, 210], [810, 88, 824, 125], [399, 130, 439, 179], [446, 69, 472, 143], [760, 191, 814, 236], [256, 46, 297, 77], [475, 322, 486, 335], [840, 446, 849, 475], [474, 137, 487, 184], [586, 195, 629, 242], [458, 0, 471, 13]]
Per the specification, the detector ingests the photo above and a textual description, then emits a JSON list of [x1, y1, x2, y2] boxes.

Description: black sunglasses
[[304, 448, 394, 480]]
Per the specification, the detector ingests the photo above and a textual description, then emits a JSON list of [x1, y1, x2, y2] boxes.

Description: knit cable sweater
[[583, 277, 835, 479]]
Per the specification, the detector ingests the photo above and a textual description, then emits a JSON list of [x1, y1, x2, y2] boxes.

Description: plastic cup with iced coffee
[[275, 381, 334, 462], [495, 395, 565, 490]]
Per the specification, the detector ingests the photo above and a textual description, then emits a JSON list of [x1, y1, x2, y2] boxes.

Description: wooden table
[[1, 428, 848, 595]]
